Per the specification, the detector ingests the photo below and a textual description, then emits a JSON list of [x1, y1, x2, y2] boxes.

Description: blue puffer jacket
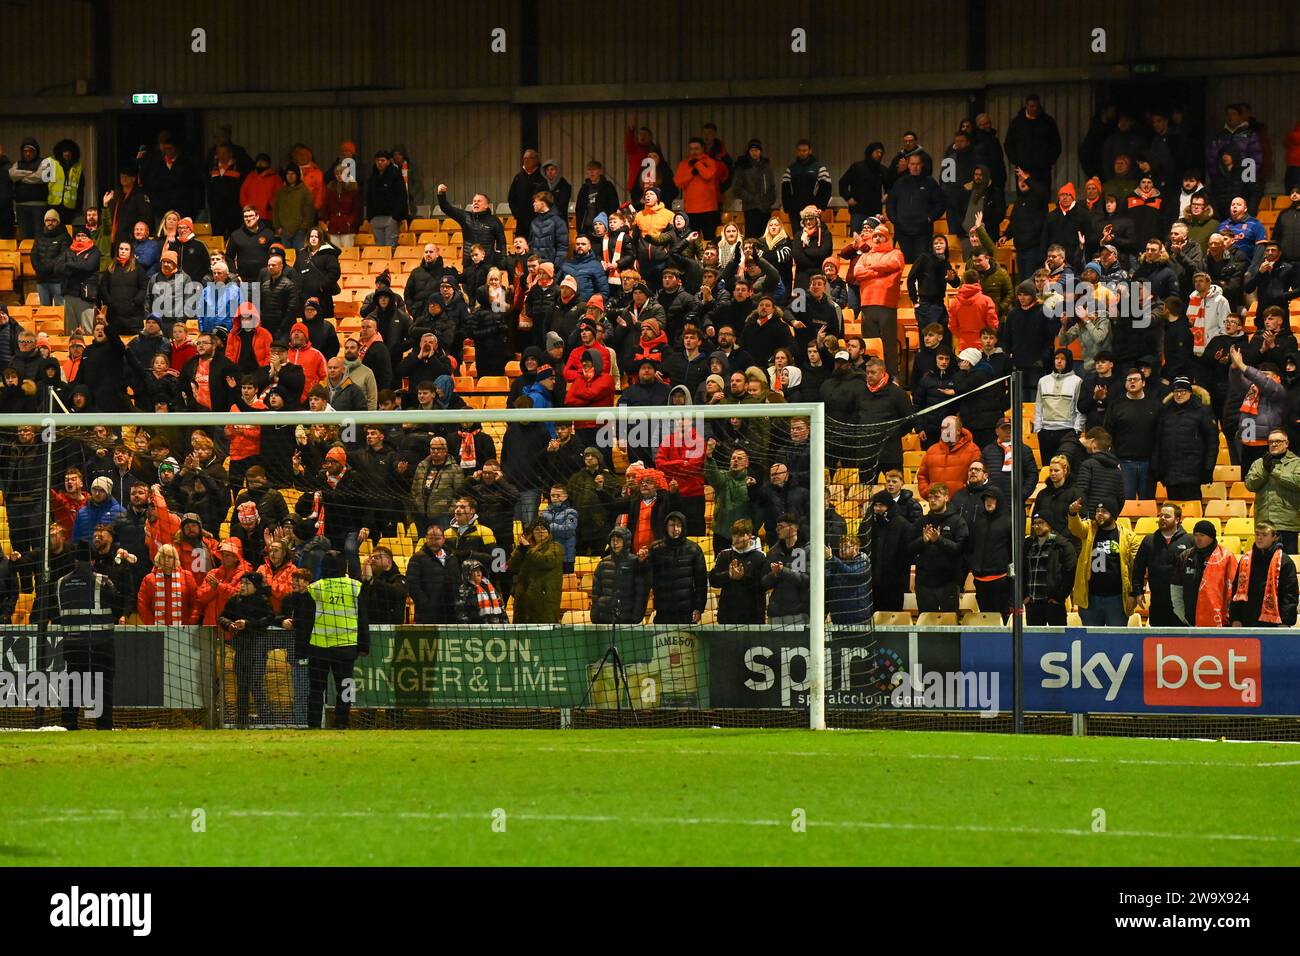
[[529, 208, 568, 269], [560, 252, 610, 302], [538, 501, 578, 564], [72, 495, 126, 544]]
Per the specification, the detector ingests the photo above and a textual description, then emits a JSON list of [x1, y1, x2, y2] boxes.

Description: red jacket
[[137, 568, 201, 625], [948, 283, 999, 351], [287, 343, 327, 398], [225, 400, 266, 461], [240, 169, 282, 222], [196, 538, 251, 627], [170, 340, 197, 373], [258, 558, 299, 615], [51, 489, 89, 534], [852, 241, 905, 308], [226, 326, 272, 367], [320, 183, 363, 236], [655, 421, 706, 497], [564, 368, 616, 430], [175, 531, 221, 580], [917, 429, 983, 497]]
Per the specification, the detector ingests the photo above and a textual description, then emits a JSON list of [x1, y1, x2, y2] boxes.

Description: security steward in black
[[54, 546, 120, 730]]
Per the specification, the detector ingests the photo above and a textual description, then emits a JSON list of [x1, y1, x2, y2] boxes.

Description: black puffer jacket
[[955, 360, 1004, 431], [820, 366, 866, 423], [865, 496, 914, 610], [31, 223, 70, 282], [966, 486, 1012, 577], [908, 506, 969, 588], [100, 265, 149, 334], [1151, 390, 1219, 491], [406, 544, 461, 624], [761, 537, 810, 619], [438, 191, 507, 265], [297, 244, 341, 317], [590, 528, 649, 624], [647, 514, 707, 623], [1074, 449, 1124, 512], [1032, 479, 1077, 537]]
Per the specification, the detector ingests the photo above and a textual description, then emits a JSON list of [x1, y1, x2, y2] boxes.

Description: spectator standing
[[364, 151, 407, 249], [1243, 429, 1300, 555], [1024, 512, 1078, 625], [1104, 367, 1162, 499], [780, 139, 831, 223], [1229, 522, 1298, 627], [1131, 503, 1193, 627], [1068, 497, 1139, 626], [908, 483, 968, 613], [1172, 521, 1238, 627], [1004, 95, 1062, 185]]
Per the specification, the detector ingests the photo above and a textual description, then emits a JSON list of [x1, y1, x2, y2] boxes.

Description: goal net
[[0, 403, 869, 730]]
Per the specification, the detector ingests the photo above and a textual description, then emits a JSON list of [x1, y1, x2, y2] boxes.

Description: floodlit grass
[[1, 729, 1296, 866]]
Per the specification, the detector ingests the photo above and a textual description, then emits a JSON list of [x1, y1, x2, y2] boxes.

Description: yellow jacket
[[1068, 512, 1140, 609]]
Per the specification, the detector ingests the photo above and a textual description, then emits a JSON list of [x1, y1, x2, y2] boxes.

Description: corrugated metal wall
[[0, 1, 92, 97], [987, 0, 1130, 70], [362, 105, 518, 207], [202, 105, 518, 206], [986, 84, 1094, 191], [202, 108, 354, 169], [535, 0, 965, 85], [1133, 1, 1299, 60], [109, 0, 516, 94], [538, 94, 970, 204], [0, 119, 98, 205]]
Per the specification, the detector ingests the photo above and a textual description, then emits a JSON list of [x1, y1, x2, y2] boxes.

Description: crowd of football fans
[[1, 96, 1299, 631]]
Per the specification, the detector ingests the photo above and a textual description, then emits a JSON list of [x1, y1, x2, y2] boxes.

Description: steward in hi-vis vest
[[304, 550, 369, 729]]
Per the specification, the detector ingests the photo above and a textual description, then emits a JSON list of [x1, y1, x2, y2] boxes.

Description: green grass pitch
[[2, 729, 1296, 866]]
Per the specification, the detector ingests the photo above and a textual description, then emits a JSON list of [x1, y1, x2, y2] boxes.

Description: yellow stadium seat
[[916, 612, 958, 626], [1205, 499, 1247, 519], [1224, 517, 1256, 538]]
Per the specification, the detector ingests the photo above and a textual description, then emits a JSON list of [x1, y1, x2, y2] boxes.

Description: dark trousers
[[233, 636, 268, 726], [915, 300, 948, 333], [973, 577, 1010, 620], [1147, 600, 1182, 628], [1164, 482, 1203, 502], [916, 581, 959, 613], [1281, 530, 1299, 556], [1037, 428, 1071, 465], [60, 634, 115, 730], [895, 230, 933, 264], [691, 210, 721, 242], [307, 649, 357, 729], [1014, 245, 1042, 282], [970, 427, 997, 451], [1025, 599, 1067, 626], [742, 209, 768, 239], [861, 305, 899, 377]]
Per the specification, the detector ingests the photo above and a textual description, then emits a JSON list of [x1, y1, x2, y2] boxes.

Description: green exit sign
[[1130, 63, 1161, 75], [131, 92, 159, 105]]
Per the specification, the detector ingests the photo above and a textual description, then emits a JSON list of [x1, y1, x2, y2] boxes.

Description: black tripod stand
[[578, 562, 637, 721]]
